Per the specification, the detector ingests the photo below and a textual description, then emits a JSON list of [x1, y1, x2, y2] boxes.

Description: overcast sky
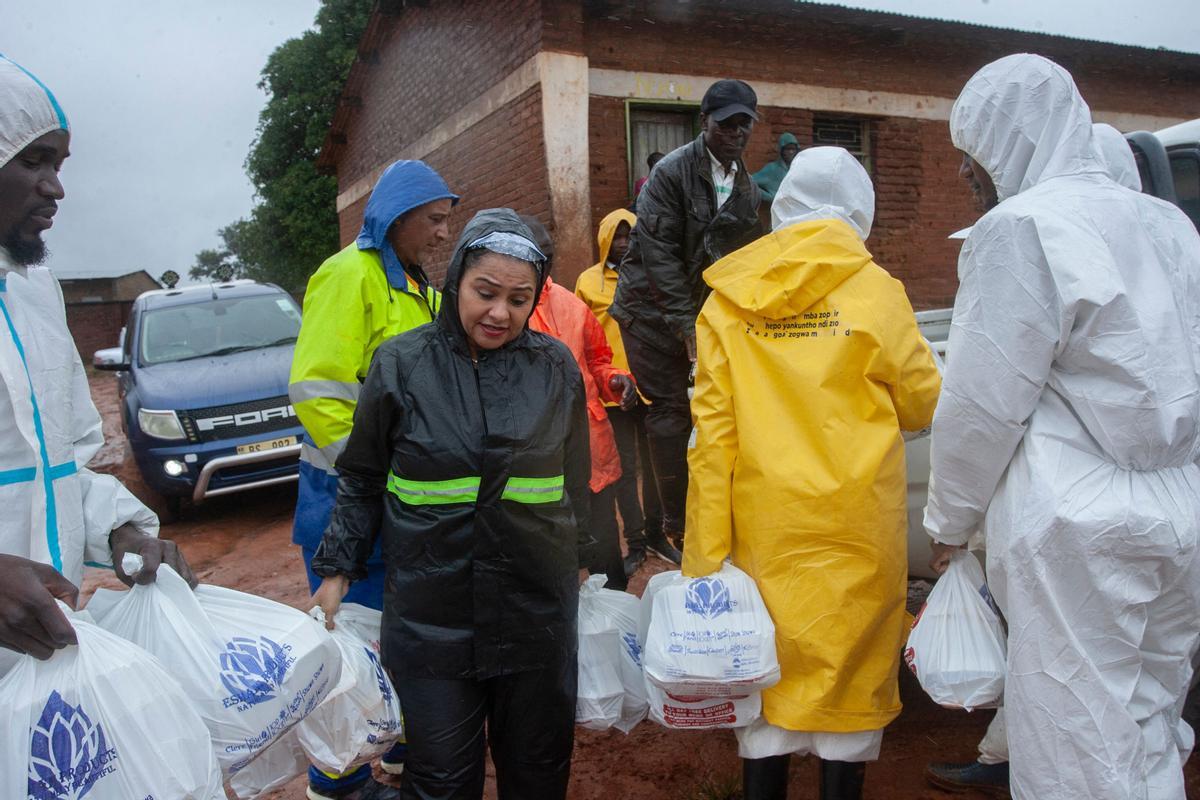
[[3, 0, 1197, 280]]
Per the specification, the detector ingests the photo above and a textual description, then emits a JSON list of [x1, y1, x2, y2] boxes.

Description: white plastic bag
[[904, 550, 1006, 709], [576, 575, 640, 731], [644, 674, 761, 730], [583, 576, 648, 733], [228, 728, 307, 800], [297, 604, 403, 774], [576, 612, 625, 730], [0, 604, 225, 799], [642, 564, 780, 697], [88, 562, 342, 775]]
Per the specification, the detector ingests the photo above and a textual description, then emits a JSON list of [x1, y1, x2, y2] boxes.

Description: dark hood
[[436, 208, 547, 346]]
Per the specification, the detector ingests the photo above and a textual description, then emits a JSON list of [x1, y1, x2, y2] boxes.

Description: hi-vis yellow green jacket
[[682, 218, 941, 733], [289, 243, 440, 473]]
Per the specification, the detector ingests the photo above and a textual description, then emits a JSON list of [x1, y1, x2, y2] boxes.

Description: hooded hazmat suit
[[289, 160, 456, 606], [924, 54, 1200, 800], [752, 132, 800, 202], [0, 56, 158, 675], [683, 147, 941, 751], [1092, 122, 1142, 191], [312, 209, 590, 799]]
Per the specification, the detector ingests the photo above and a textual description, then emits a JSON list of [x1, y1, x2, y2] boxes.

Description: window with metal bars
[[812, 114, 873, 174]]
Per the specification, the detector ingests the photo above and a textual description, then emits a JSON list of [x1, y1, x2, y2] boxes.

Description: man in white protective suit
[[924, 118, 1151, 798], [0, 53, 195, 672], [925, 54, 1200, 800]]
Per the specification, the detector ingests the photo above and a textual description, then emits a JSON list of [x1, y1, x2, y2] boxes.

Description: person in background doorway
[[522, 215, 636, 591], [610, 78, 763, 557], [633, 151, 665, 200], [752, 132, 800, 202], [290, 159, 457, 800], [576, 209, 676, 574]]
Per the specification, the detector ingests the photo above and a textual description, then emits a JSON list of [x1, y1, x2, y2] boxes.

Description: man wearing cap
[[609, 78, 762, 559], [289, 159, 457, 800], [0, 53, 195, 674]]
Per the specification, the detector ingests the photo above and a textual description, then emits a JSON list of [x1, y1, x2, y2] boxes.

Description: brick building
[[317, 0, 1200, 308], [55, 268, 160, 362]]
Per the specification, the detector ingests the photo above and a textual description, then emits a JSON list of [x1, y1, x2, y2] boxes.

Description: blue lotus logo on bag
[[219, 636, 295, 709], [364, 647, 392, 705], [622, 632, 643, 666], [27, 691, 119, 800], [684, 577, 734, 619]]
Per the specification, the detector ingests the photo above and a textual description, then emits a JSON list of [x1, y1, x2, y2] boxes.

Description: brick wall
[[339, 86, 551, 290], [336, 0, 543, 190], [582, 1, 1199, 119], [586, 103, 977, 308], [330, 0, 1200, 306], [67, 302, 130, 364], [577, 0, 1200, 307]]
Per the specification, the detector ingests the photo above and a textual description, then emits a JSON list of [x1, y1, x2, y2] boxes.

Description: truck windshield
[[140, 293, 301, 365]]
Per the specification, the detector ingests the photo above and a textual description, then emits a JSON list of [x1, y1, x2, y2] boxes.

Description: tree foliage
[[191, 0, 373, 291]]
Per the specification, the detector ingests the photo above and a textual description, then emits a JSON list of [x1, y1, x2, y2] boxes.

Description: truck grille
[[179, 396, 298, 443]]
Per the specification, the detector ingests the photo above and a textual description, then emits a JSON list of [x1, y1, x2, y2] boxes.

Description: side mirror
[[93, 347, 130, 371]]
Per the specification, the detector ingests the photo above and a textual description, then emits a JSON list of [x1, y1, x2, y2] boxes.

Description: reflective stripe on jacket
[[0, 262, 157, 590], [288, 243, 440, 473]]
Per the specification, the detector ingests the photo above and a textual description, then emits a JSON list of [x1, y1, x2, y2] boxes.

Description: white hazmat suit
[[0, 55, 157, 673], [925, 54, 1200, 799], [969, 120, 1145, 770]]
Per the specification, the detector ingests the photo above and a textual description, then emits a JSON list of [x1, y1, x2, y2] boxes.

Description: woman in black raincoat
[[311, 209, 591, 800]]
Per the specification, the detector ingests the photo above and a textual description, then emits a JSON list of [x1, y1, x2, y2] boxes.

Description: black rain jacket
[[610, 134, 763, 344], [312, 209, 592, 680]]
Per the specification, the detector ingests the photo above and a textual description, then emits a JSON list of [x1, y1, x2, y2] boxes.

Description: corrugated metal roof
[[796, 1, 1196, 55]]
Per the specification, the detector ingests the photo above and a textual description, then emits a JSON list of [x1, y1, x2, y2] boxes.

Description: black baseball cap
[[701, 79, 759, 122]]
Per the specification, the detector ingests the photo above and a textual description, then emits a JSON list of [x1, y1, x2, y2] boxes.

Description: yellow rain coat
[[682, 151, 940, 733], [574, 208, 637, 378]]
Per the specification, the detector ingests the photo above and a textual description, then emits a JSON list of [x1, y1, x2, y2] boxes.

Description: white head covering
[[1091, 122, 1141, 191], [950, 54, 1100, 203], [0, 54, 69, 169], [770, 146, 874, 239]]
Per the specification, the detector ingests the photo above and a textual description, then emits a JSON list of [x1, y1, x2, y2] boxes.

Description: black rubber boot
[[742, 754, 791, 800], [818, 759, 865, 800]]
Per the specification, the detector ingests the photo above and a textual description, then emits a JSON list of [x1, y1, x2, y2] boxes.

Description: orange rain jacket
[[530, 277, 629, 493]]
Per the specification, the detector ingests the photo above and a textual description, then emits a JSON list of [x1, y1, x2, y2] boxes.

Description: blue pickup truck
[[94, 280, 304, 514]]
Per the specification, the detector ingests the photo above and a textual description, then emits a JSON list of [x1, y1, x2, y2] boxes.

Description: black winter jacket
[[312, 209, 592, 680], [610, 134, 762, 344]]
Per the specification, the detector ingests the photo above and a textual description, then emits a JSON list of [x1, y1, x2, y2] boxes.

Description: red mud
[[80, 373, 1200, 799]]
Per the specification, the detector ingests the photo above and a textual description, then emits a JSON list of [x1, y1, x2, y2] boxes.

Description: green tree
[[196, 0, 373, 292]]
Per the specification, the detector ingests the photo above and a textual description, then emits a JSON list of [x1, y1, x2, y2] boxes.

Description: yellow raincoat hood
[[704, 217, 870, 321], [684, 148, 941, 732], [575, 209, 637, 382]]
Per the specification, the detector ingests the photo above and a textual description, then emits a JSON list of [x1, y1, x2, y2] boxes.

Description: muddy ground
[[81, 373, 1200, 799]]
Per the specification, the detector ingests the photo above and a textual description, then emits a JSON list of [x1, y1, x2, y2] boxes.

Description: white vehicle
[[904, 309, 950, 579]]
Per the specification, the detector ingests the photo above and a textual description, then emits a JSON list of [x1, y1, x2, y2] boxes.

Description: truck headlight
[[137, 408, 186, 440]]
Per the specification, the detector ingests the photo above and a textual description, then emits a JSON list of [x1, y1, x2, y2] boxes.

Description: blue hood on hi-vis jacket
[[356, 160, 459, 287]]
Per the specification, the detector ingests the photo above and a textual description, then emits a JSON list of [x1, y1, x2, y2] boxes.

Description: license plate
[[236, 435, 298, 455]]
